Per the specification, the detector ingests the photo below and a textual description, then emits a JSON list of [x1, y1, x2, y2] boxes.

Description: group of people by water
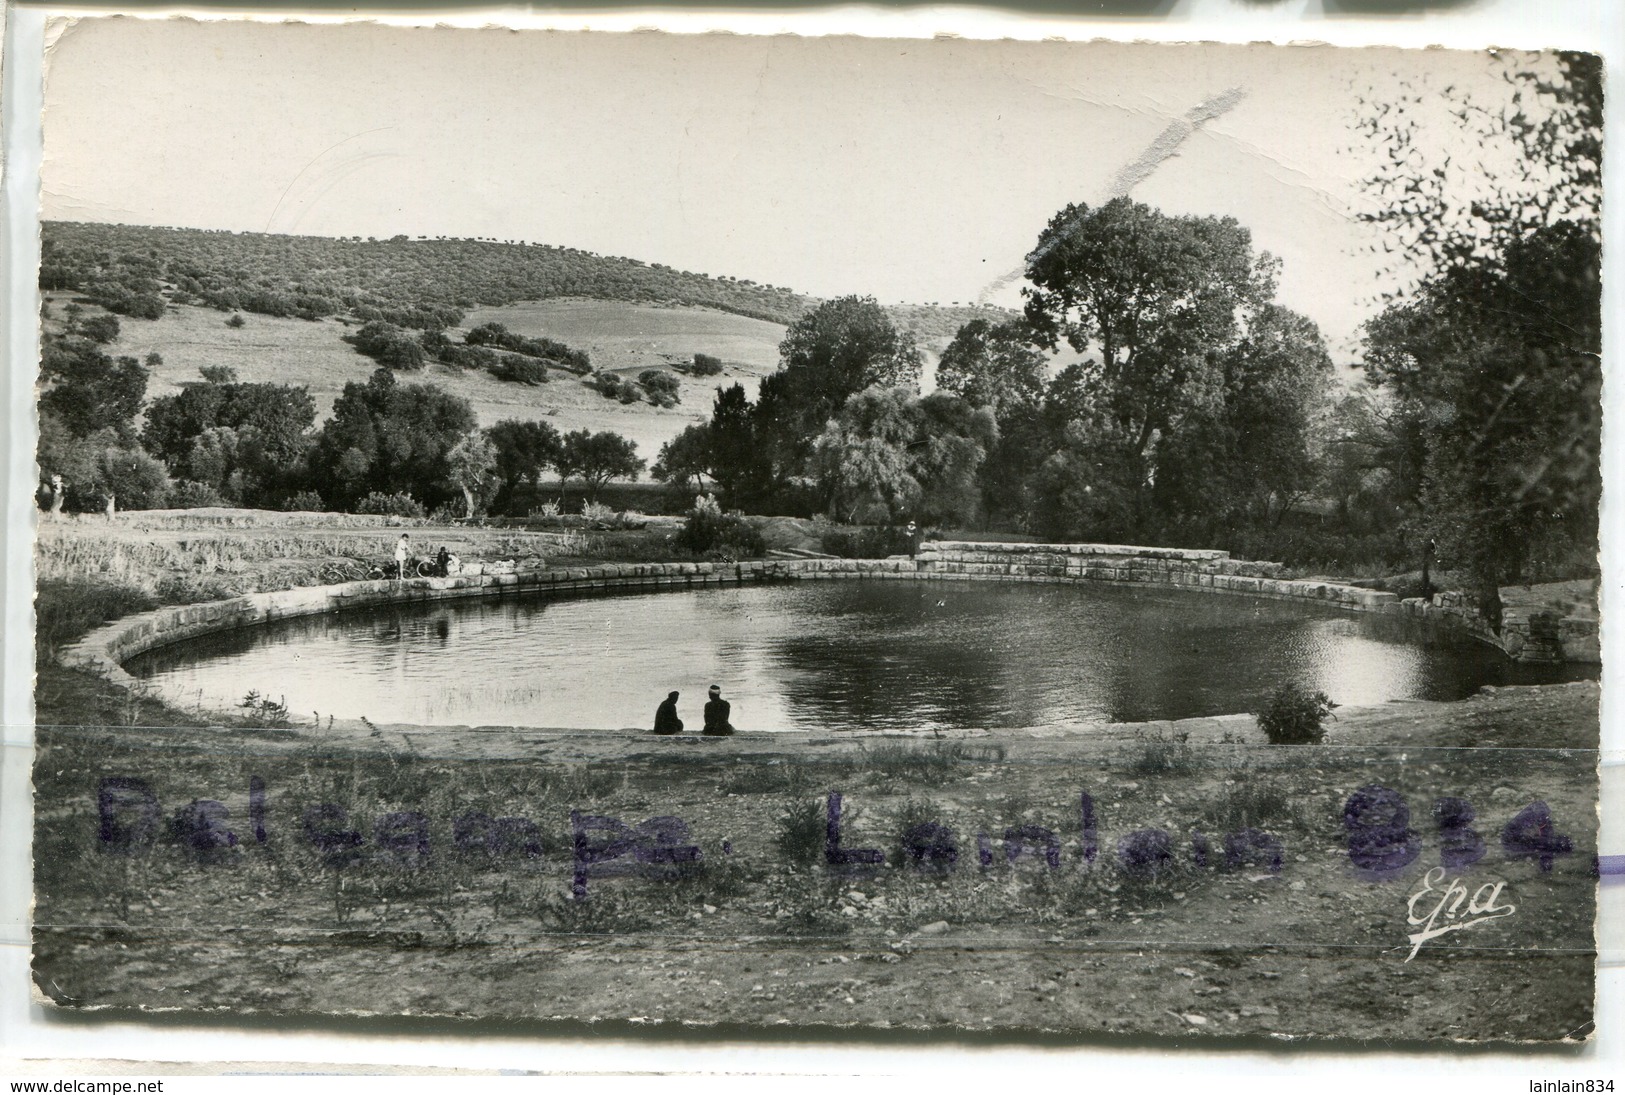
[[654, 685, 735, 735]]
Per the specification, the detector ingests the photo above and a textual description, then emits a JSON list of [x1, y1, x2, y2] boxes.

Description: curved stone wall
[[66, 539, 1567, 693]]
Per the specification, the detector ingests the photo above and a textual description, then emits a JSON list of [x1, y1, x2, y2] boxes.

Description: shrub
[[638, 369, 681, 408], [225, 313, 246, 328], [1256, 682, 1338, 744], [588, 371, 635, 402], [675, 499, 765, 558], [820, 524, 918, 559], [492, 357, 549, 385], [80, 314, 120, 343], [280, 490, 327, 512], [776, 797, 828, 866], [169, 479, 229, 509], [354, 491, 426, 518], [348, 321, 427, 371], [691, 352, 724, 376], [580, 500, 616, 525]]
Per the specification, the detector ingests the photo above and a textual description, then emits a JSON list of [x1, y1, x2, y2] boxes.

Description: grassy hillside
[[40, 221, 1019, 476], [65, 294, 789, 465], [42, 221, 816, 326]]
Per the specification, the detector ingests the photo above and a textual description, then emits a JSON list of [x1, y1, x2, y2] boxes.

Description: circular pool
[[124, 580, 1592, 732]]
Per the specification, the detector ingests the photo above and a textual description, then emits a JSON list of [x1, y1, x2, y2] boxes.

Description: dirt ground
[[30, 679, 1599, 1044]]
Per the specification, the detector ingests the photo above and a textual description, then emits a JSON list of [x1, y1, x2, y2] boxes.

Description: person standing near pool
[[653, 691, 684, 735], [395, 533, 410, 580], [702, 685, 735, 736]]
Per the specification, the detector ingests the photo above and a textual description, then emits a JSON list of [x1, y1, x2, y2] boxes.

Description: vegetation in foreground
[[30, 682, 1598, 1038]]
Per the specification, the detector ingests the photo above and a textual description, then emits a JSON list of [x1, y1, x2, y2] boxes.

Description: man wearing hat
[[702, 685, 735, 736]]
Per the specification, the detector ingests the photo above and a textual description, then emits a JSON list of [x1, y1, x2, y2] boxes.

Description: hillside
[[63, 294, 790, 465], [41, 221, 1012, 342], [39, 222, 1019, 468]]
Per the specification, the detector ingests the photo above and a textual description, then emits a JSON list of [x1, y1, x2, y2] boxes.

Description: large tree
[[811, 386, 996, 526], [1153, 304, 1334, 533], [1022, 197, 1306, 534], [309, 367, 478, 511], [1361, 222, 1600, 623], [484, 418, 562, 507], [1354, 51, 1601, 622], [557, 429, 644, 502], [141, 371, 317, 507], [754, 296, 923, 482]]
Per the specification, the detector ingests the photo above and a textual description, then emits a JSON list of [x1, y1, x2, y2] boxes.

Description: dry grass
[[93, 293, 790, 464]]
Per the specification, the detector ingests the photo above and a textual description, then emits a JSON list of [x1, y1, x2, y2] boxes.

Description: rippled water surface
[[126, 582, 1590, 731]]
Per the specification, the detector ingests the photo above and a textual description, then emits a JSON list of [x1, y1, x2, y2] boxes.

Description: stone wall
[[64, 540, 1587, 691]]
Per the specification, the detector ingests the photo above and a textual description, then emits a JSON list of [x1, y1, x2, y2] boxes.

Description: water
[[125, 581, 1592, 732]]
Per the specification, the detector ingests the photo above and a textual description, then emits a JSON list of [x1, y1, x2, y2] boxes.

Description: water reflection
[[126, 582, 1594, 732]]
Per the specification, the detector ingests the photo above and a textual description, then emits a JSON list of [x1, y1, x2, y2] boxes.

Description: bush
[[820, 524, 919, 559], [225, 313, 246, 328], [169, 479, 229, 508], [674, 498, 765, 558], [691, 352, 724, 376], [348, 321, 427, 371], [638, 369, 681, 408], [775, 797, 828, 866], [491, 356, 549, 385], [588, 371, 637, 402], [80, 314, 120, 343], [280, 490, 327, 512], [354, 491, 426, 518], [1256, 682, 1338, 745]]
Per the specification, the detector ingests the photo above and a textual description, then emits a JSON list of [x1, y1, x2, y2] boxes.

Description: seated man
[[702, 684, 735, 736], [653, 691, 684, 735]]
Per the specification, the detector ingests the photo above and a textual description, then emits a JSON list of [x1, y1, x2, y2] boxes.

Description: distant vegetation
[[41, 221, 1008, 342], [41, 221, 817, 327]]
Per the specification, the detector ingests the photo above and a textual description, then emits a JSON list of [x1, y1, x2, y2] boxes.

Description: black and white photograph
[[19, 15, 1604, 1048]]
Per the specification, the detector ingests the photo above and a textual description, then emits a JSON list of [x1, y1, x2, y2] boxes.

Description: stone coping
[[68, 541, 1532, 699]]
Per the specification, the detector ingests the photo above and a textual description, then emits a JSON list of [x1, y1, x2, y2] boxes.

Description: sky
[[39, 18, 1545, 360]]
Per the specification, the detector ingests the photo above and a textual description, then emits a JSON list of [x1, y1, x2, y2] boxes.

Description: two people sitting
[[653, 685, 735, 736]]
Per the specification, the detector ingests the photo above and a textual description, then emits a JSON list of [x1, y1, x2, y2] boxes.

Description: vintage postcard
[[26, 18, 1601, 1043]]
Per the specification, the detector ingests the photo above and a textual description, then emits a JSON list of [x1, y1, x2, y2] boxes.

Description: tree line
[[36, 301, 643, 519], [651, 52, 1601, 619], [36, 51, 1599, 620]]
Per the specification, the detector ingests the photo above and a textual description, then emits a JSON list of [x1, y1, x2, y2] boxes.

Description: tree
[[1354, 52, 1602, 622], [1153, 304, 1333, 532], [1355, 51, 1600, 289], [755, 296, 923, 481], [141, 375, 316, 507], [810, 386, 996, 526], [1022, 197, 1283, 532], [484, 418, 562, 504], [1025, 197, 1274, 459], [447, 432, 498, 518], [94, 446, 171, 512], [706, 384, 770, 509], [38, 338, 148, 439], [652, 424, 712, 496], [309, 367, 478, 511], [557, 429, 644, 502], [934, 318, 1047, 417], [1361, 222, 1600, 622]]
